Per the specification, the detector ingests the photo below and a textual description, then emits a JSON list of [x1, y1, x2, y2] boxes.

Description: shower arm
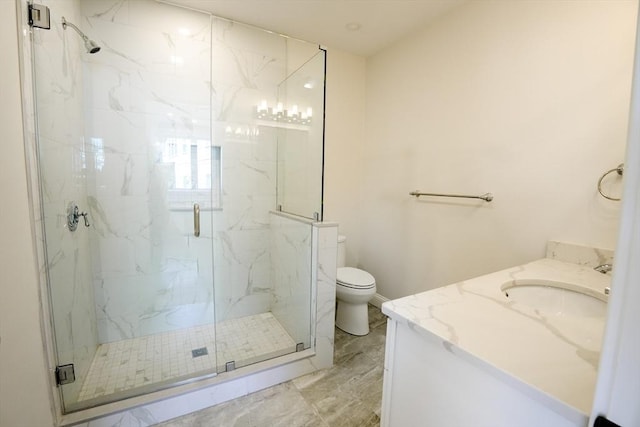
[[61, 17, 90, 43]]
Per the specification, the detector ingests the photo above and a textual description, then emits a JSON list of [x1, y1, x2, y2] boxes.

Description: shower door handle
[[193, 203, 200, 237]]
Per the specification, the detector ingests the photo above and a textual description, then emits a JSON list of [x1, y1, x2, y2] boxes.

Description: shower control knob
[[67, 202, 90, 231]]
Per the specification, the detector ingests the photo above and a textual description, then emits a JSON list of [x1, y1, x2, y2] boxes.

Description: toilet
[[336, 235, 376, 336]]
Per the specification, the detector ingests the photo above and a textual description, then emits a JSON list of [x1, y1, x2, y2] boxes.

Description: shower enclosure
[[26, 0, 325, 413]]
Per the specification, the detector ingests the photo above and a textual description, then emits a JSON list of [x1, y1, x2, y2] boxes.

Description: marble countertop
[[382, 256, 611, 418]]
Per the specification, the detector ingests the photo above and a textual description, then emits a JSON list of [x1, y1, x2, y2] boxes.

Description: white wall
[[323, 48, 366, 267], [0, 1, 55, 425], [361, 0, 638, 300]]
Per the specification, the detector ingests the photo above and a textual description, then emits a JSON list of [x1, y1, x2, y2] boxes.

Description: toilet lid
[[337, 267, 376, 289]]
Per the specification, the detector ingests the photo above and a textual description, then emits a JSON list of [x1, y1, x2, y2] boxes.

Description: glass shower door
[[31, 0, 216, 413]]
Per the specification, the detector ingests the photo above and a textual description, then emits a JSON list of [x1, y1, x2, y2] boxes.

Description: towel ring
[[597, 163, 624, 201]]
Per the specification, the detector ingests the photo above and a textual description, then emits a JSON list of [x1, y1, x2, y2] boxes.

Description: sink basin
[[501, 280, 608, 317]]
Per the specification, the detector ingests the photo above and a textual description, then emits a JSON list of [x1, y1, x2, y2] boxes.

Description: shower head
[[84, 39, 101, 54], [61, 17, 101, 54]]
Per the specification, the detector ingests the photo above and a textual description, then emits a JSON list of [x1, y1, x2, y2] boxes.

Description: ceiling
[[165, 0, 466, 57]]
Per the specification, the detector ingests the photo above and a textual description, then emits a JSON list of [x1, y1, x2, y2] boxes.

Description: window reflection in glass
[[162, 137, 221, 209]]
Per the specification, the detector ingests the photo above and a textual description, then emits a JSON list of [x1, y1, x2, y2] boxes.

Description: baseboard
[[370, 293, 390, 309]]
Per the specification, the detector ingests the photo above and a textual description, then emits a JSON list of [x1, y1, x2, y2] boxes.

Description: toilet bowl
[[336, 236, 377, 336]]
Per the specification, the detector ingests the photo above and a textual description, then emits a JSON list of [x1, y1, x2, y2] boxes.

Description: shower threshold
[[75, 312, 297, 404]]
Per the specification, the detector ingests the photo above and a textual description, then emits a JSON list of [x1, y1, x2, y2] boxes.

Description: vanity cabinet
[[380, 317, 585, 427]]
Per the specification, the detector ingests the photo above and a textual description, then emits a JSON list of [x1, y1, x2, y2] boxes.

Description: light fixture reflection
[[255, 99, 312, 125]]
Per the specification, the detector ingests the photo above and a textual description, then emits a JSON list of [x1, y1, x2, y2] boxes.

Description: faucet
[[594, 264, 613, 295], [594, 263, 612, 274]]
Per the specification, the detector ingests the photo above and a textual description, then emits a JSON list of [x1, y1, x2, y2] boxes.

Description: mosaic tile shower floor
[[78, 312, 297, 401]]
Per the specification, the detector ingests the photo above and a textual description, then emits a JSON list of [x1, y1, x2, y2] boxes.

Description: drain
[[192, 347, 208, 358]]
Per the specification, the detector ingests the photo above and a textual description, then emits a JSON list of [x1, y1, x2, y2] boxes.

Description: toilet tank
[[337, 235, 347, 268]]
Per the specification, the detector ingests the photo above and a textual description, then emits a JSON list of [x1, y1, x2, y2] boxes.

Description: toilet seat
[[337, 267, 376, 290]]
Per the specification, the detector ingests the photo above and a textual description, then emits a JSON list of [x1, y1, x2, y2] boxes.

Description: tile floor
[[78, 312, 297, 402], [157, 304, 388, 427]]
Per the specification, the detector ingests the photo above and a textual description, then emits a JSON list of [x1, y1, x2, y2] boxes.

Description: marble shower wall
[[77, 0, 322, 341], [78, 0, 215, 343], [32, 0, 99, 404], [208, 17, 319, 323]]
